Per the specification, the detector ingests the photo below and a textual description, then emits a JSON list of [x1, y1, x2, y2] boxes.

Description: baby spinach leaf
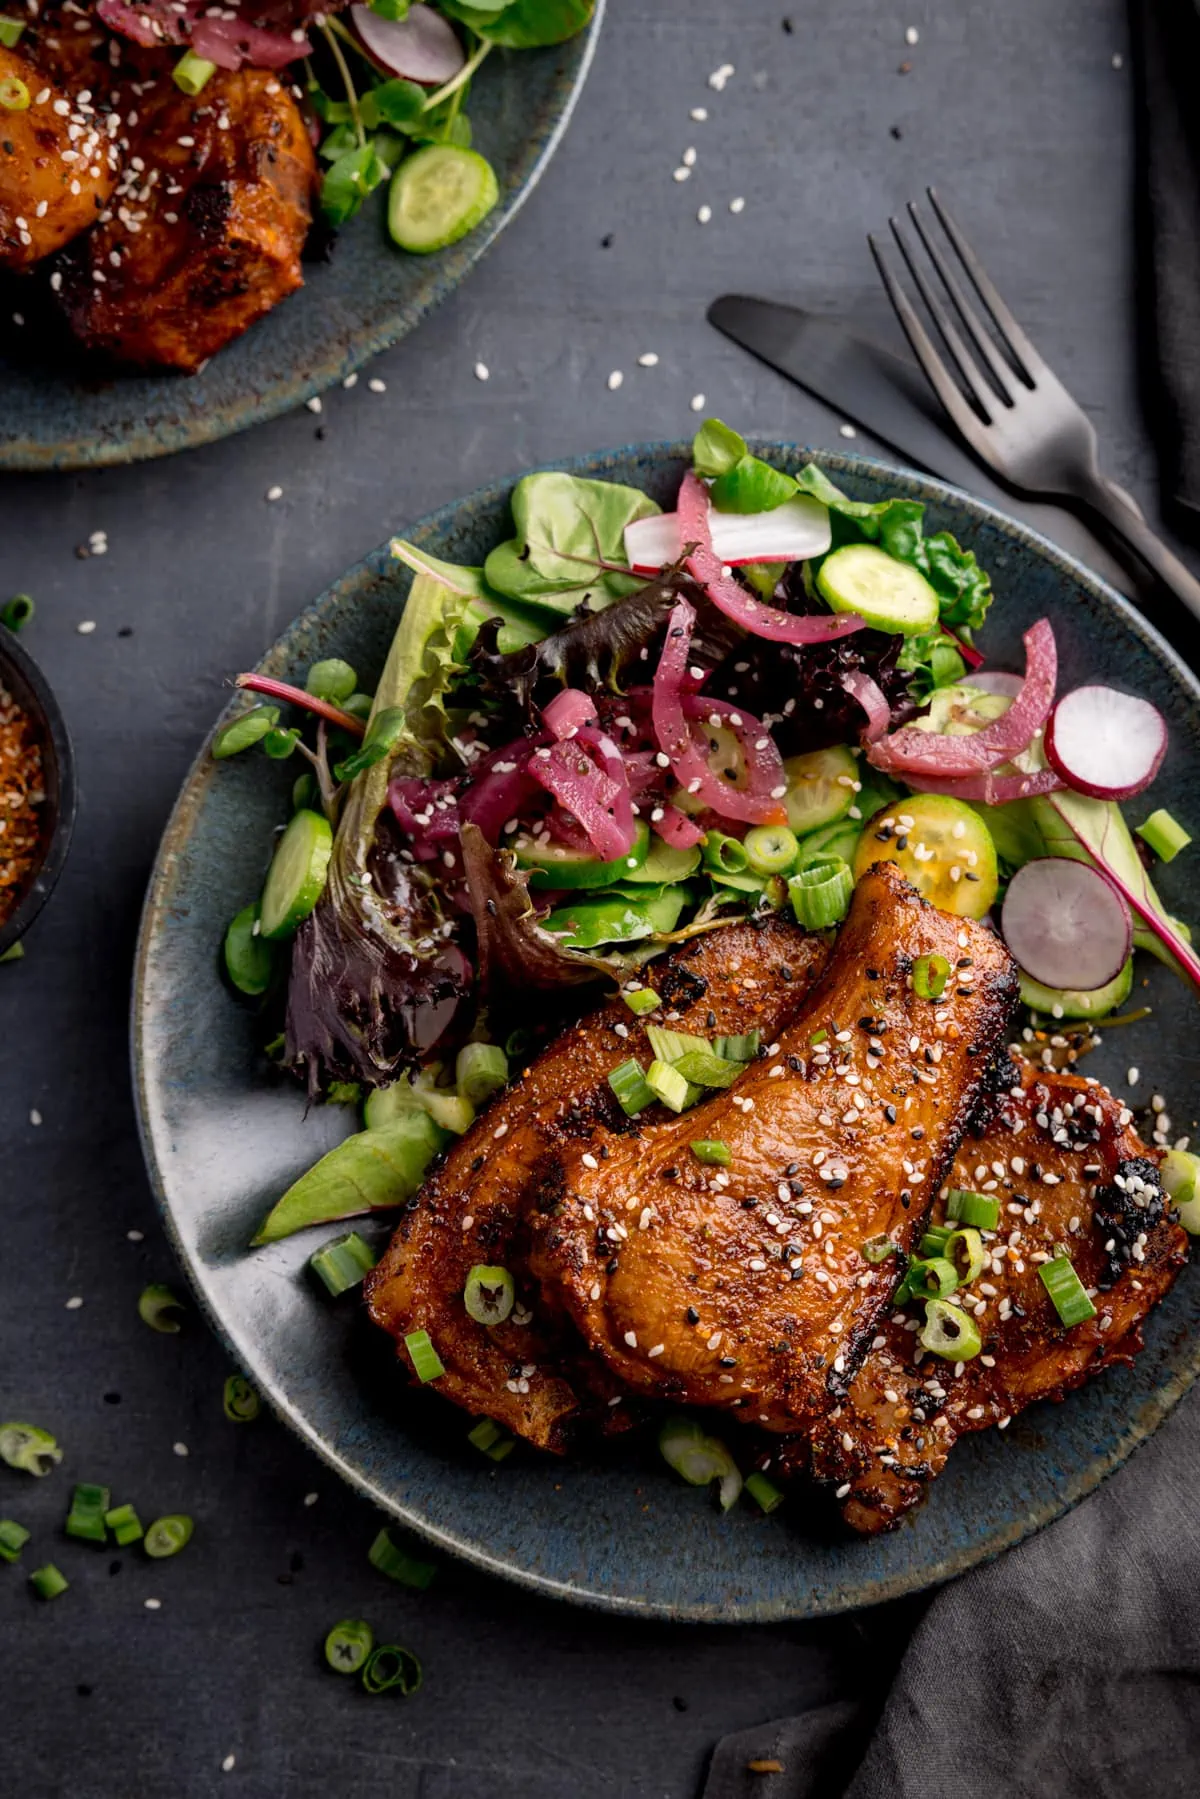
[[709, 453, 797, 513], [692, 417, 747, 478], [361, 78, 426, 131], [321, 142, 389, 225], [442, 0, 595, 48], [483, 471, 660, 614]]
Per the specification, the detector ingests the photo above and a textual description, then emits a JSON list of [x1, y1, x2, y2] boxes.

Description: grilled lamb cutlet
[[0, 42, 122, 270], [525, 863, 1019, 1437], [802, 1056, 1188, 1533], [364, 918, 832, 1451], [57, 66, 316, 371]]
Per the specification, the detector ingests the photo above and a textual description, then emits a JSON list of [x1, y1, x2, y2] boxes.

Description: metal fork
[[870, 189, 1200, 623]]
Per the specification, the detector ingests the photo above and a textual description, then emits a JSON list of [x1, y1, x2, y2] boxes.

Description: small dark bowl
[[0, 626, 76, 956]]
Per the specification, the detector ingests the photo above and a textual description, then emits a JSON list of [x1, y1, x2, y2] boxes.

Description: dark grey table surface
[[3, 3, 1195, 1794]]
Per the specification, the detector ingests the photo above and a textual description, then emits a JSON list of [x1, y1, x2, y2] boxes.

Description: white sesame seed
[[222, 1756, 236, 1773], [838, 423, 857, 439], [682, 146, 697, 167], [144, 1598, 162, 1610], [1112, 51, 1123, 69], [690, 106, 708, 121], [607, 369, 624, 391], [672, 166, 691, 183], [368, 378, 387, 393], [728, 196, 745, 214], [474, 361, 490, 381], [126, 1229, 144, 1242], [76, 620, 96, 635], [173, 1442, 189, 1458], [624, 1330, 638, 1348], [690, 393, 706, 412], [30, 1108, 42, 1126], [1127, 1067, 1140, 1086], [65, 1295, 84, 1310], [836, 1482, 851, 1499], [637, 351, 659, 367], [265, 485, 283, 503], [905, 25, 919, 45], [581, 1152, 599, 1170], [303, 1492, 319, 1506], [305, 396, 322, 415], [697, 204, 712, 224], [342, 372, 358, 388]]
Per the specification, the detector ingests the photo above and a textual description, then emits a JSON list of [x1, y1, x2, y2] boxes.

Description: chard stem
[[234, 673, 366, 738]]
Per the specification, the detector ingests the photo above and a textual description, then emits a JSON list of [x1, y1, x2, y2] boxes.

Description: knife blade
[[708, 295, 1133, 594]]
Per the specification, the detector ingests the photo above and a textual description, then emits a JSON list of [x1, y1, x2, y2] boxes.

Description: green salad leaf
[[320, 142, 390, 226], [441, 0, 596, 48], [483, 471, 660, 613], [389, 541, 547, 655], [692, 418, 747, 479]]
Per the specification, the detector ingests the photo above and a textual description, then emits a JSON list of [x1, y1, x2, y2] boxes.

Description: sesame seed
[[728, 196, 745, 214], [672, 166, 691, 183], [173, 1442, 189, 1458], [838, 423, 857, 439], [637, 351, 659, 367], [624, 1330, 638, 1348], [682, 146, 697, 167], [697, 204, 712, 224], [904, 25, 919, 45], [127, 1229, 144, 1242], [691, 106, 709, 121], [265, 485, 283, 502], [368, 378, 387, 393], [835, 1482, 851, 1499], [474, 361, 490, 381], [303, 1492, 319, 1506], [222, 1756, 236, 1773], [76, 621, 96, 635], [607, 369, 624, 391], [581, 1153, 599, 1170], [690, 393, 706, 412], [305, 396, 322, 414], [342, 373, 358, 389], [144, 1598, 162, 1611], [1126, 1067, 1140, 1086]]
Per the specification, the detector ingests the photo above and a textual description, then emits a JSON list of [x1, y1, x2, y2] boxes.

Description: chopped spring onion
[[0, 17, 25, 46], [1039, 1253, 1097, 1328], [658, 1416, 743, 1510], [702, 831, 750, 875], [906, 1256, 959, 1301], [944, 1227, 986, 1286], [0, 75, 30, 110], [404, 1329, 445, 1383], [809, 1027, 828, 1045], [310, 1232, 378, 1297], [743, 824, 800, 876], [325, 1617, 374, 1674], [1136, 808, 1191, 864], [467, 1417, 515, 1462], [713, 1030, 760, 1062], [0, 1519, 30, 1562], [945, 1189, 1000, 1231], [104, 1503, 144, 1547], [672, 1049, 743, 1089], [691, 1139, 732, 1167], [919, 1224, 953, 1258], [0, 1422, 62, 1477], [862, 1234, 896, 1264], [222, 1374, 260, 1423], [788, 856, 854, 929], [463, 1264, 515, 1326], [645, 1024, 711, 1064], [607, 1057, 655, 1116], [919, 1298, 982, 1360], [65, 1482, 111, 1544], [0, 592, 33, 630], [645, 1059, 694, 1114], [368, 1526, 437, 1589], [744, 1471, 786, 1514], [912, 952, 951, 999], [144, 1514, 194, 1559], [30, 1563, 68, 1600], [455, 1041, 509, 1107], [138, 1284, 185, 1334], [172, 47, 216, 95], [1161, 1149, 1200, 1234], [361, 1643, 423, 1697], [622, 986, 661, 1017]]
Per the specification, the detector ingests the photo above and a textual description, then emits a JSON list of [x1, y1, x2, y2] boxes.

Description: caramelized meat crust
[[58, 67, 315, 371], [804, 1056, 1188, 1532], [526, 863, 1019, 1436], [0, 44, 121, 270], [364, 918, 831, 1450]]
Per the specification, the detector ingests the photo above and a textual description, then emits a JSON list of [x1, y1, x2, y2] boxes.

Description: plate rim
[[131, 440, 1200, 1620], [0, 4, 604, 473]]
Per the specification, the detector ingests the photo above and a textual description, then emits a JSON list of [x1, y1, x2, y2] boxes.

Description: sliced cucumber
[[913, 685, 1011, 737], [855, 793, 998, 919], [259, 809, 333, 941], [543, 883, 687, 949], [1019, 957, 1133, 1021], [794, 816, 862, 871], [223, 904, 276, 996], [388, 145, 499, 254], [817, 544, 940, 636], [782, 745, 859, 836], [619, 838, 701, 885], [514, 819, 650, 891]]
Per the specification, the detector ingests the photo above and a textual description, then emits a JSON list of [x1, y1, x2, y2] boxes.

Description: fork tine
[[906, 200, 1019, 403], [887, 214, 997, 422], [868, 235, 996, 451], [925, 187, 1044, 383]]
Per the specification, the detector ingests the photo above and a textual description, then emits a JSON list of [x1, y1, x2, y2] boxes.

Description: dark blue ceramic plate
[[0, 11, 601, 472], [133, 444, 1200, 1621]]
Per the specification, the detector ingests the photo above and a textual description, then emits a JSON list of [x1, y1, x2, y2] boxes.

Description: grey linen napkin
[[704, 1391, 1200, 1799]]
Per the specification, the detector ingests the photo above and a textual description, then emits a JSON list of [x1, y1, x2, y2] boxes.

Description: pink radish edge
[[1044, 684, 1167, 800]]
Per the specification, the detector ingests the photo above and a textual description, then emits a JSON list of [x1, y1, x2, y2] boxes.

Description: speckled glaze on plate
[[132, 444, 1200, 1621], [0, 10, 601, 472]]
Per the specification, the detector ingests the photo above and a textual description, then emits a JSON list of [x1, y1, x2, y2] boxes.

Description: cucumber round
[[1019, 957, 1133, 1021], [259, 809, 333, 940], [223, 904, 276, 996], [817, 544, 940, 636], [794, 815, 862, 870], [514, 819, 650, 890], [913, 685, 1011, 737], [782, 745, 859, 836], [855, 793, 998, 919], [388, 145, 499, 254], [619, 838, 701, 885]]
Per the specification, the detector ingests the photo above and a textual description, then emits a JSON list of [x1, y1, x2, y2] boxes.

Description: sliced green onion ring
[[672, 1049, 743, 1089], [919, 1299, 982, 1360], [463, 1264, 515, 1326], [702, 831, 749, 875], [0, 18, 26, 47], [622, 986, 661, 1017], [743, 824, 800, 876], [138, 1283, 185, 1334], [944, 1188, 1000, 1231], [455, 1041, 508, 1106], [690, 1139, 732, 1167], [65, 1482, 111, 1543], [713, 1030, 760, 1062], [919, 1223, 953, 1258], [0, 1421, 63, 1476], [644, 1058, 694, 1114], [30, 1563, 68, 1600], [467, 1417, 515, 1462], [862, 1234, 896, 1264], [369, 1526, 437, 1589], [310, 1232, 378, 1297], [172, 47, 215, 95], [1039, 1253, 1097, 1328], [0, 75, 30, 110], [744, 1471, 786, 1514], [104, 1503, 143, 1547], [912, 952, 951, 999], [223, 1374, 260, 1423], [658, 1417, 743, 1510], [1137, 808, 1192, 864], [144, 1514, 194, 1559], [908, 1255, 959, 1301], [608, 1057, 655, 1116], [944, 1228, 986, 1286], [0, 592, 34, 630], [645, 1024, 711, 1064], [1161, 1148, 1200, 1234], [788, 856, 854, 929], [404, 1329, 445, 1383], [362, 1644, 422, 1697], [0, 1518, 30, 1561], [325, 1618, 374, 1673]]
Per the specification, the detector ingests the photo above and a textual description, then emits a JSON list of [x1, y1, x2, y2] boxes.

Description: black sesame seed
[[785, 1162, 800, 1176], [686, 1306, 700, 1324]]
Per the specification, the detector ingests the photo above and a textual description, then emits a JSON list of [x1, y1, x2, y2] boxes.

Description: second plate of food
[[133, 438, 1200, 1620]]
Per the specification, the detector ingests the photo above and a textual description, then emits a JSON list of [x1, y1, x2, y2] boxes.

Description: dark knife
[[708, 295, 1133, 593]]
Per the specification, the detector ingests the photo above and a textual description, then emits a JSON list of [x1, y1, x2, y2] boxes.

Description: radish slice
[[1044, 684, 1167, 800], [1000, 858, 1132, 990], [969, 670, 1024, 699], [624, 495, 832, 574], [350, 3, 465, 83]]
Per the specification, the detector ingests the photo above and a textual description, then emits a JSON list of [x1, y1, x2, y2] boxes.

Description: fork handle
[[1078, 473, 1200, 625]]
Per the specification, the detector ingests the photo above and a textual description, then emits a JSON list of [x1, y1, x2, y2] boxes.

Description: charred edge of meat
[[1093, 1155, 1166, 1289], [964, 1043, 1024, 1135], [657, 961, 709, 1009]]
